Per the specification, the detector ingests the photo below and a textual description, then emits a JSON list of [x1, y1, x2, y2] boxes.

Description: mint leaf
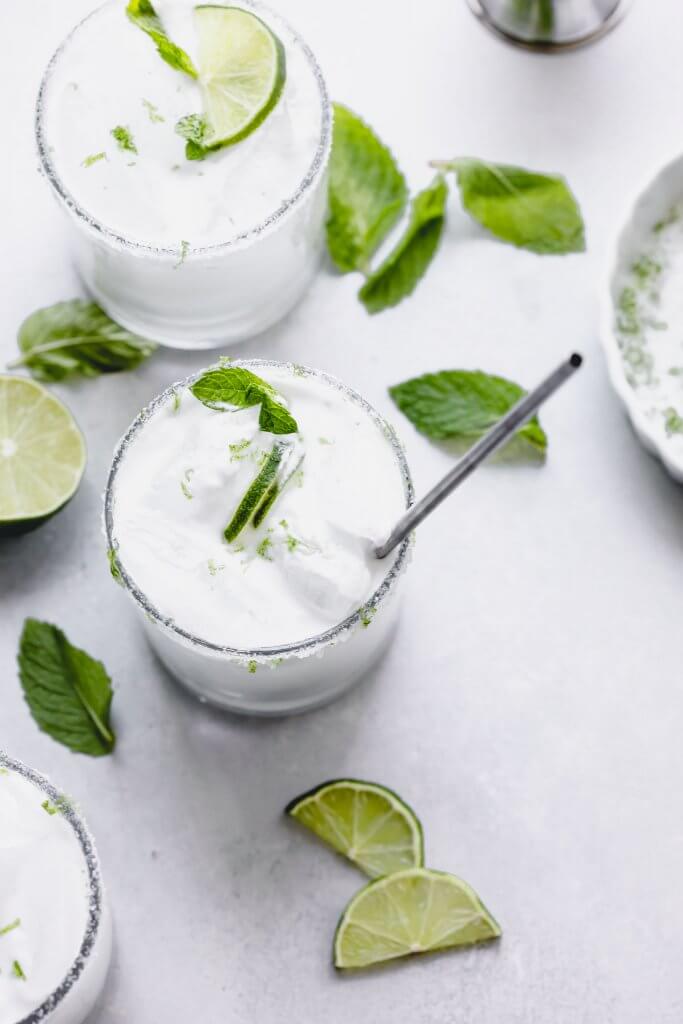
[[389, 369, 547, 453], [9, 300, 157, 382], [327, 104, 407, 273], [190, 367, 298, 435], [175, 114, 210, 161], [359, 175, 449, 314], [436, 158, 585, 255], [111, 125, 137, 154], [126, 0, 198, 78], [18, 619, 116, 757]]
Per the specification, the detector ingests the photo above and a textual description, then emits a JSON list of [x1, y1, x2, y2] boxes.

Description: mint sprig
[[126, 0, 198, 78], [432, 157, 585, 255], [8, 300, 157, 382], [359, 176, 448, 314], [389, 369, 547, 454], [18, 619, 116, 757], [190, 367, 298, 435], [327, 104, 407, 273]]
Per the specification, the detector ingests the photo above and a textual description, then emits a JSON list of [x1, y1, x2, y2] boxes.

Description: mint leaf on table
[[434, 158, 585, 254], [327, 104, 408, 273], [18, 619, 116, 757], [111, 125, 137, 155], [359, 175, 449, 314], [190, 366, 298, 434], [9, 300, 157, 382], [126, 0, 198, 78], [389, 369, 547, 453]]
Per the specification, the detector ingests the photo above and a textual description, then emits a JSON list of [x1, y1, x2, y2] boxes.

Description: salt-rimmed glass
[[35, 0, 332, 349], [0, 751, 112, 1024], [104, 360, 414, 715]]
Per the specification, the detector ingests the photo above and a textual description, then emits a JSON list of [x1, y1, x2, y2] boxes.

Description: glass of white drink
[[0, 752, 112, 1024], [104, 360, 413, 715], [35, 1, 331, 348]]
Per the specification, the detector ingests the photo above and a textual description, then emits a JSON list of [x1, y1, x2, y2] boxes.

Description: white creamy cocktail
[[0, 753, 112, 1024], [36, 0, 331, 347], [105, 361, 413, 714]]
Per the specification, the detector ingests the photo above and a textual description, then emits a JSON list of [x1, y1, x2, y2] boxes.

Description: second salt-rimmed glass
[[35, 0, 332, 349], [104, 360, 414, 716], [0, 751, 112, 1024]]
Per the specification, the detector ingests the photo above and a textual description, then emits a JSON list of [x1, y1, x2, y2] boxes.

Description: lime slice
[[195, 5, 286, 149], [286, 779, 424, 878], [224, 440, 288, 542], [0, 376, 86, 535], [334, 867, 501, 970]]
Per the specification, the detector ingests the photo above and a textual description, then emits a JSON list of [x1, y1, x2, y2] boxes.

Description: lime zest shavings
[[0, 919, 20, 937], [224, 441, 289, 542], [82, 152, 107, 168], [126, 0, 198, 78], [111, 125, 137, 154], [12, 960, 26, 980]]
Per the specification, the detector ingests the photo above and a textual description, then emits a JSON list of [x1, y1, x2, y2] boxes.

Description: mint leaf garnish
[[434, 158, 585, 255], [18, 619, 116, 757], [389, 369, 547, 453], [359, 175, 448, 314], [126, 0, 198, 78], [327, 104, 408, 273], [111, 125, 137, 154], [0, 919, 20, 936], [225, 441, 288, 542], [12, 961, 26, 980], [9, 300, 157, 382], [82, 152, 106, 168], [190, 366, 298, 435]]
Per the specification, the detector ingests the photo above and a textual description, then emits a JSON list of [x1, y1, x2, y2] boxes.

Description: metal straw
[[374, 353, 583, 560]]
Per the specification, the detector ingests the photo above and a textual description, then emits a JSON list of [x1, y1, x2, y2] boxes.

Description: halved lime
[[286, 779, 424, 878], [195, 5, 286, 149], [334, 867, 501, 970], [0, 376, 86, 535]]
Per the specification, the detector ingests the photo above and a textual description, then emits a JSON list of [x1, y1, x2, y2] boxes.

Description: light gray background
[[2, 1, 683, 1021]]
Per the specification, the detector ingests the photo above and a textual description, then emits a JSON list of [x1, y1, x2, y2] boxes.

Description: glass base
[[466, 0, 628, 51]]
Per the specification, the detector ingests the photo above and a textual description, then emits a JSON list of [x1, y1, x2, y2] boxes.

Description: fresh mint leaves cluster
[[327, 104, 585, 313]]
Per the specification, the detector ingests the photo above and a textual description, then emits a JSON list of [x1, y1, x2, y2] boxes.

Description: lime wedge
[[334, 867, 501, 970], [224, 440, 288, 542], [286, 779, 424, 878], [195, 5, 286, 149], [0, 376, 86, 535]]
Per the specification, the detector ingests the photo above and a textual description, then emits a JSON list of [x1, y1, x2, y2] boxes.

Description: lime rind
[[190, 5, 286, 155], [333, 867, 501, 970], [0, 376, 86, 535], [286, 778, 424, 878], [224, 440, 288, 542]]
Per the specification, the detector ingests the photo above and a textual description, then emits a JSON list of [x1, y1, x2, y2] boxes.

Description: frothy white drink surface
[[0, 768, 90, 1023], [112, 366, 407, 649], [41, 0, 324, 248]]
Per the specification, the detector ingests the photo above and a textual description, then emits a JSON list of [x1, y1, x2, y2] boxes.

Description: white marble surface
[[3, 1, 683, 1021]]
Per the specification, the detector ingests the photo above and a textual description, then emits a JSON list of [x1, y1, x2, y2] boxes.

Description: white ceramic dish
[[601, 152, 683, 482]]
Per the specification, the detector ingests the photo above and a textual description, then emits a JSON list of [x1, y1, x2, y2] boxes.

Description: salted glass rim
[[0, 750, 106, 1024], [35, 0, 332, 259], [103, 359, 414, 661]]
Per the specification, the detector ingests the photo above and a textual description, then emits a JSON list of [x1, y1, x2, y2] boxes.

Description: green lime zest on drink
[[176, 6, 286, 160], [12, 960, 26, 980], [0, 919, 20, 936], [82, 152, 106, 168], [334, 867, 501, 970], [286, 779, 424, 878], [126, 0, 198, 78], [111, 125, 137, 154], [0, 376, 86, 536], [142, 98, 164, 123], [224, 441, 288, 542]]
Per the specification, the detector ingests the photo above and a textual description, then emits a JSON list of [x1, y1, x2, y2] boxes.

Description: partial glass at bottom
[[468, 0, 627, 49], [104, 363, 414, 717]]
